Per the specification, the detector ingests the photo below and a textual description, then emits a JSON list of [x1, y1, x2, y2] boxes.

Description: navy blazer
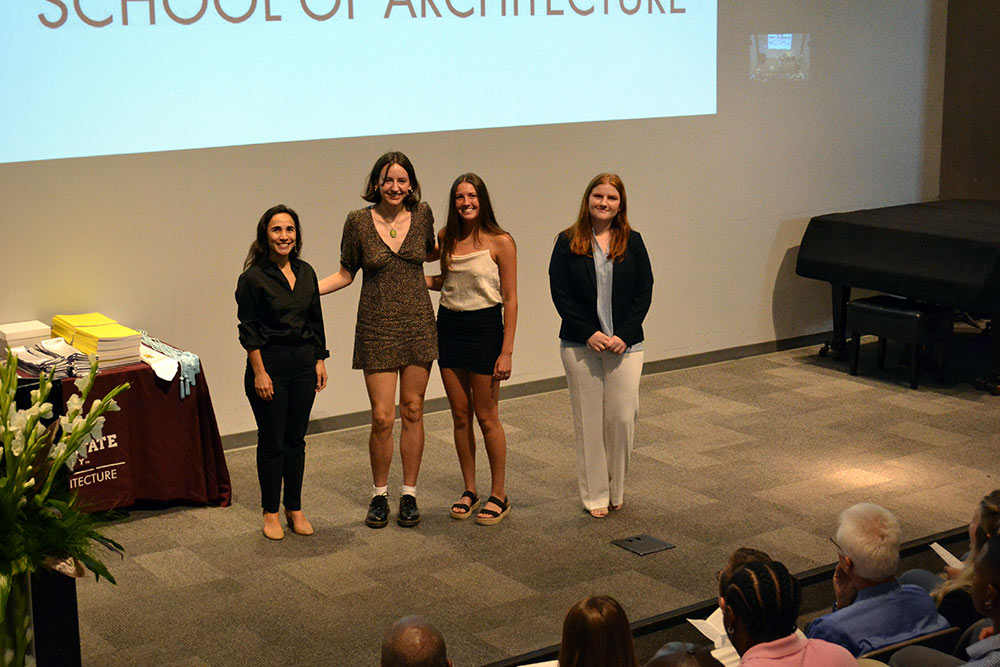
[[548, 230, 654, 347]]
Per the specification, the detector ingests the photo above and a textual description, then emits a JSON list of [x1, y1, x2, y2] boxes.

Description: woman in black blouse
[[548, 174, 653, 518], [237, 204, 328, 540]]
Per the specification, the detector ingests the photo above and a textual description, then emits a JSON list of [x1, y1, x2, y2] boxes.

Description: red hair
[[562, 173, 631, 262]]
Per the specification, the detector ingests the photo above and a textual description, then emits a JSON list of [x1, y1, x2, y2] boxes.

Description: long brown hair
[[934, 489, 1000, 603], [562, 173, 631, 262], [557, 596, 638, 667], [440, 173, 507, 271]]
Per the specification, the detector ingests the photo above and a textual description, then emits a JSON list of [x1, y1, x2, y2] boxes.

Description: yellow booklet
[[51, 313, 137, 352], [52, 313, 117, 328], [74, 323, 141, 342]]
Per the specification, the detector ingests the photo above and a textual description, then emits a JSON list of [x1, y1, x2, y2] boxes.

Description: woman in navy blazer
[[548, 173, 653, 517]]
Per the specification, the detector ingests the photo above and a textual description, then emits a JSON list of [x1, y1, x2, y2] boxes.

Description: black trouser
[[244, 343, 316, 513]]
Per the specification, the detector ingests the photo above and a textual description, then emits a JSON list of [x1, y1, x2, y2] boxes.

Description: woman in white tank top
[[427, 173, 518, 525]]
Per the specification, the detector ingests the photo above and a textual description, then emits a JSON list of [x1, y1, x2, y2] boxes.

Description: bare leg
[[469, 372, 507, 518], [364, 370, 399, 487], [441, 367, 477, 511], [398, 363, 431, 487]]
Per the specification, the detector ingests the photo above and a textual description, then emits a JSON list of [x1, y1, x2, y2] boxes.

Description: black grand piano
[[795, 199, 1000, 389]]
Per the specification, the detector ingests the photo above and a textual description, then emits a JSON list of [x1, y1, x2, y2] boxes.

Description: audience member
[[558, 595, 638, 667], [900, 489, 1000, 633], [381, 616, 451, 667], [806, 502, 950, 656], [889, 534, 1000, 666], [723, 559, 855, 665], [646, 548, 773, 667], [644, 647, 719, 667], [717, 547, 773, 605]]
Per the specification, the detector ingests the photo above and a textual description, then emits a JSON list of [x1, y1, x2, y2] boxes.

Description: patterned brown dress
[[340, 202, 438, 370]]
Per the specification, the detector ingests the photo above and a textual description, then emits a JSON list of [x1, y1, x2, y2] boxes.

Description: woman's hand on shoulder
[[425, 274, 443, 291]]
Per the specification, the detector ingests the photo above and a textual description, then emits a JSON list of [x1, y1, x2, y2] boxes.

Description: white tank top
[[440, 249, 502, 311]]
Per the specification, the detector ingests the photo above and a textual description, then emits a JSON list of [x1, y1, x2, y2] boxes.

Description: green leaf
[[78, 553, 116, 585], [0, 572, 9, 623]]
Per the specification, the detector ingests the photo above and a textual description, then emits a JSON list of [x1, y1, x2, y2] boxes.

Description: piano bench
[[846, 295, 953, 389]]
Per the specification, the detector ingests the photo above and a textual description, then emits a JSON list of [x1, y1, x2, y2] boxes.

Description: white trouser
[[560, 345, 643, 510]]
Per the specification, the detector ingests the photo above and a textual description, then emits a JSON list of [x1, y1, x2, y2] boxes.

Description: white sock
[[372, 485, 388, 498], [401, 485, 417, 498]]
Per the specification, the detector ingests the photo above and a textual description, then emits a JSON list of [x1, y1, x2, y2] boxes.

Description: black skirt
[[437, 304, 504, 375]]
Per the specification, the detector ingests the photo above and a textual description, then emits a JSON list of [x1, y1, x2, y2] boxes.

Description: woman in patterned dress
[[319, 151, 438, 529]]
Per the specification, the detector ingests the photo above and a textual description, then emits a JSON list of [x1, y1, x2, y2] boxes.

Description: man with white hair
[[806, 502, 950, 656]]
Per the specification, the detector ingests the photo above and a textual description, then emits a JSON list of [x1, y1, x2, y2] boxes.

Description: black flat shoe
[[365, 494, 389, 529], [397, 494, 420, 527]]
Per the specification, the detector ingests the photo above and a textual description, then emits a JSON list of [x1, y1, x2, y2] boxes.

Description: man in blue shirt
[[807, 502, 951, 656]]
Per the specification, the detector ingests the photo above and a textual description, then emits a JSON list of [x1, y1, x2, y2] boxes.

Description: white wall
[[0, 1, 947, 437]]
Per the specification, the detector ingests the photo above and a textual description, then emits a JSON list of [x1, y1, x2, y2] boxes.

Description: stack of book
[[0, 320, 51, 353], [52, 313, 142, 369], [12, 338, 89, 379], [52, 312, 115, 341]]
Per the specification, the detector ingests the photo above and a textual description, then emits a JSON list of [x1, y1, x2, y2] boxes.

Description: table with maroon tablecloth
[[64, 362, 232, 512]]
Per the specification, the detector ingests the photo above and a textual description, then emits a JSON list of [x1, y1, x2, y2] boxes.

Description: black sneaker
[[397, 494, 420, 527], [365, 494, 389, 528]]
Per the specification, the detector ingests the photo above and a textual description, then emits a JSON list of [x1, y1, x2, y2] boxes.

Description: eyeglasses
[[829, 536, 844, 555]]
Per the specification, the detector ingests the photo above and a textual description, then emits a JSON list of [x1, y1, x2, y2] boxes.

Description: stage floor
[[77, 340, 1000, 666]]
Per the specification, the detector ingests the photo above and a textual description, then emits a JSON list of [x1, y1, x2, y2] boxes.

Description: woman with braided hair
[[721, 560, 855, 665]]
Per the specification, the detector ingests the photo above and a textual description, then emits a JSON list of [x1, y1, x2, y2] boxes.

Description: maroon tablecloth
[[66, 362, 232, 512]]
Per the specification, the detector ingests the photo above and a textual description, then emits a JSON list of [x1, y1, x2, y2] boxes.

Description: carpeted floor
[[76, 337, 1000, 666]]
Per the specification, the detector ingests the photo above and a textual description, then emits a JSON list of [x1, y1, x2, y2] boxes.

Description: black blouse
[[236, 258, 329, 360]]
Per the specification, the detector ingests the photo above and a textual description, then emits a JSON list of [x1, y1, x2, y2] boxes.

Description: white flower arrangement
[[0, 349, 129, 666]]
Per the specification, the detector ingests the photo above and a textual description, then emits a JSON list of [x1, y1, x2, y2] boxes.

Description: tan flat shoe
[[285, 510, 314, 536], [263, 511, 284, 540]]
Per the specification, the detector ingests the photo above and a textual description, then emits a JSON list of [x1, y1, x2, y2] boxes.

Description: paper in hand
[[930, 542, 964, 569]]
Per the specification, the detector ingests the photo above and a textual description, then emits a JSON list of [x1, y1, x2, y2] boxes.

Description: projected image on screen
[[749, 33, 810, 82], [0, 1, 717, 164]]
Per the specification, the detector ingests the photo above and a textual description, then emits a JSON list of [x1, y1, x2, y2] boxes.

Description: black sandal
[[450, 491, 481, 520], [475, 496, 510, 525]]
